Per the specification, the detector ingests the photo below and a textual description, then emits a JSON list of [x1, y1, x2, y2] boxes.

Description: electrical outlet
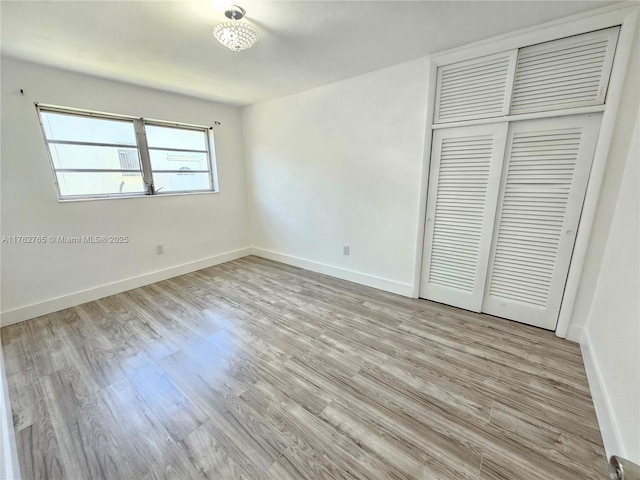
[[343, 245, 350, 255], [155, 244, 164, 255]]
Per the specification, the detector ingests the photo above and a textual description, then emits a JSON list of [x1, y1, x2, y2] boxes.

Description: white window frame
[[36, 104, 219, 200], [411, 4, 639, 340]]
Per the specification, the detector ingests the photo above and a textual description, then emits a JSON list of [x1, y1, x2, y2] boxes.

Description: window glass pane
[[152, 172, 211, 193], [149, 150, 209, 171], [48, 144, 141, 171], [41, 111, 136, 145], [57, 172, 145, 197], [145, 125, 207, 151]]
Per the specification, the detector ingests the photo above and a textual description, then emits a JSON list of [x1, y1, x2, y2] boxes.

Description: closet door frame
[[412, 5, 639, 339]]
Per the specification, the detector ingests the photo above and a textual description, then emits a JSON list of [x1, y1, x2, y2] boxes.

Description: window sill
[[57, 190, 219, 203]]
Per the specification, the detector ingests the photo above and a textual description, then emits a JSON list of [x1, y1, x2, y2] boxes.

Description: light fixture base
[[224, 6, 245, 20]]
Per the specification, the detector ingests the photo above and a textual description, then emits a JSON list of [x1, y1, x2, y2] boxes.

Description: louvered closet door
[[482, 114, 602, 330], [510, 27, 619, 114], [434, 52, 516, 124], [420, 123, 508, 311]]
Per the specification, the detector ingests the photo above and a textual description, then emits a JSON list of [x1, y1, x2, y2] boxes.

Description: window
[[145, 124, 213, 194], [37, 105, 217, 200]]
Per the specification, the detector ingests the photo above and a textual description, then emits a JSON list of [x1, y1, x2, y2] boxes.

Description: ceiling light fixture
[[213, 5, 258, 52]]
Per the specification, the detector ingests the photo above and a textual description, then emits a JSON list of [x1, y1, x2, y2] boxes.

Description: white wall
[[0, 57, 250, 325], [574, 20, 640, 462], [582, 110, 639, 463], [567, 22, 640, 342], [242, 58, 430, 294]]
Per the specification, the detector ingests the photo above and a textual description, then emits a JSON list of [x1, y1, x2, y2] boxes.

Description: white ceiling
[[1, 1, 612, 106]]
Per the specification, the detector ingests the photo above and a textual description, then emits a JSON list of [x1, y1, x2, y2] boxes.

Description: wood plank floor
[[1, 256, 608, 479]]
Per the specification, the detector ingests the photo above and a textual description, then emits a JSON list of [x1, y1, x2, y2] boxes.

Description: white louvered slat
[[434, 52, 516, 124], [482, 114, 602, 330], [510, 27, 619, 114], [420, 124, 508, 311]]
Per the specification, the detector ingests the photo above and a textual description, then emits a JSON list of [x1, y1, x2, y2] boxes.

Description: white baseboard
[[1, 247, 414, 327], [250, 248, 414, 297], [580, 331, 621, 459], [0, 247, 252, 328], [565, 325, 584, 343]]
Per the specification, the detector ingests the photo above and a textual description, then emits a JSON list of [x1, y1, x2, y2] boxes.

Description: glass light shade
[[213, 21, 258, 52]]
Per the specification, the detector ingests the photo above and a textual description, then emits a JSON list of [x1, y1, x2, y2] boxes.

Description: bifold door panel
[[510, 27, 619, 114], [434, 52, 516, 124], [420, 124, 508, 311], [482, 114, 602, 329]]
